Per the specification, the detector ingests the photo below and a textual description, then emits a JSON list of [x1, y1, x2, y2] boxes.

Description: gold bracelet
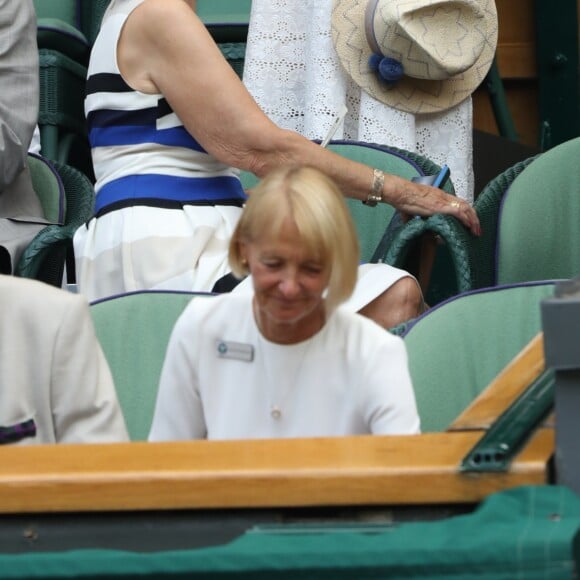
[[362, 168, 384, 207]]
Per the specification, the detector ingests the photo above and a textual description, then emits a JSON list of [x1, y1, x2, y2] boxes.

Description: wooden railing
[[0, 334, 553, 515]]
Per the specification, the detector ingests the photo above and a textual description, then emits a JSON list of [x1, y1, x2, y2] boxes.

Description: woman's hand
[[385, 175, 481, 236]]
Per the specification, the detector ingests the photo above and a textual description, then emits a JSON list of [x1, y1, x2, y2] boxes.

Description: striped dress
[[73, 0, 246, 301]]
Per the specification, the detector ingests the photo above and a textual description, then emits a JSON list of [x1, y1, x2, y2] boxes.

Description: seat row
[[17, 135, 580, 301], [90, 280, 558, 440]]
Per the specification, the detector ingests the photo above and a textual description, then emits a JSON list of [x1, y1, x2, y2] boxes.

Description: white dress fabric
[[243, 0, 475, 202], [149, 292, 421, 441]]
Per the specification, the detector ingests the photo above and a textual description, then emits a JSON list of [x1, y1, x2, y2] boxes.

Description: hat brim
[[331, 0, 498, 114]]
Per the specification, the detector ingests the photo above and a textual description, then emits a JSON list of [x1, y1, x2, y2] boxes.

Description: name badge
[[215, 340, 254, 362]]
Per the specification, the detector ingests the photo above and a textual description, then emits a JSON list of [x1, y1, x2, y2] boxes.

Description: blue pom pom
[[368, 53, 382, 71], [378, 57, 404, 84]]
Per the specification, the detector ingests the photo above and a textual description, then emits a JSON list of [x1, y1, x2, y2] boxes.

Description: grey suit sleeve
[[0, 0, 39, 192], [50, 294, 129, 443]]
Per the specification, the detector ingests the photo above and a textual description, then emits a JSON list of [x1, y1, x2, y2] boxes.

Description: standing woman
[[149, 166, 420, 440], [74, 0, 479, 328]]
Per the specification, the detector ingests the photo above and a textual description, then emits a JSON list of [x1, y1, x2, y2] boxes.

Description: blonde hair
[[229, 166, 360, 313]]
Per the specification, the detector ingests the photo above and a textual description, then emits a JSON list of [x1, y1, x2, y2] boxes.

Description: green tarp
[[2, 485, 579, 579]]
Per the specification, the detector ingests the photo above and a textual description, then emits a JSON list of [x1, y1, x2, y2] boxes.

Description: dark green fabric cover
[[0, 486, 577, 578]]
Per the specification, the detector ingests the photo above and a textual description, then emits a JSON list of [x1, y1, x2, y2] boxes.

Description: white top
[[149, 293, 420, 440], [243, 0, 474, 202]]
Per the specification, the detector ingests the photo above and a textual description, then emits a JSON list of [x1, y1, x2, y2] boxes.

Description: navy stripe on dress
[[86, 72, 132, 94], [87, 107, 160, 129]]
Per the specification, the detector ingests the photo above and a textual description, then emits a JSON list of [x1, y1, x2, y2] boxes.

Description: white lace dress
[[243, 0, 475, 202]]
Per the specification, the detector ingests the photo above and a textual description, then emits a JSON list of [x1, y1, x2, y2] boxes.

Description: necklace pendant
[[270, 406, 282, 420]]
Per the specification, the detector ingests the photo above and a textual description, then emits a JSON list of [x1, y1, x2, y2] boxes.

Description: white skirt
[[73, 204, 243, 302]]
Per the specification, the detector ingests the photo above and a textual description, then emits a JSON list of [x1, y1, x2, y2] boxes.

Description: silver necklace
[[256, 335, 312, 421]]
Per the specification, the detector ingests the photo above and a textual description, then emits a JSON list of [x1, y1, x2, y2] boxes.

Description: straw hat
[[331, 0, 498, 114]]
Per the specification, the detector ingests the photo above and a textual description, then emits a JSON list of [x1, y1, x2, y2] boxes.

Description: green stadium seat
[[15, 155, 95, 287], [90, 291, 216, 441], [401, 281, 558, 432]]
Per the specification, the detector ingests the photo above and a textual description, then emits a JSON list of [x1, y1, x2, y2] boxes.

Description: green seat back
[[34, 0, 89, 64], [27, 154, 66, 224], [196, 0, 251, 25], [197, 0, 250, 44], [240, 141, 442, 263], [402, 281, 557, 433], [90, 291, 215, 441], [328, 142, 425, 263], [36, 19, 89, 63], [38, 48, 92, 177], [33, 0, 78, 23], [16, 160, 94, 286], [496, 137, 580, 284], [79, 0, 112, 45]]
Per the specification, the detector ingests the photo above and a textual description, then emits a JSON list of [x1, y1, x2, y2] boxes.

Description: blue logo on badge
[[215, 339, 254, 362]]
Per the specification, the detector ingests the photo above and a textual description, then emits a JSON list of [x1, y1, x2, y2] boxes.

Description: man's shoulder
[[0, 275, 82, 309], [0, 276, 91, 346]]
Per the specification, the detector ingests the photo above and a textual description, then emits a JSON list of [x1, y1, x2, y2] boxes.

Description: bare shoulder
[[119, 0, 205, 91], [124, 0, 207, 57], [129, 0, 198, 31]]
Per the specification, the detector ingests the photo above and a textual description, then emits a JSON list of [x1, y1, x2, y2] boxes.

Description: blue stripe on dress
[[95, 174, 247, 212], [89, 125, 207, 152]]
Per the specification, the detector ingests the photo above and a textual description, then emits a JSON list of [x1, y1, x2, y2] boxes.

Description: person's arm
[[51, 294, 129, 443], [117, 0, 479, 235], [148, 308, 207, 441], [0, 0, 39, 191], [360, 331, 421, 435]]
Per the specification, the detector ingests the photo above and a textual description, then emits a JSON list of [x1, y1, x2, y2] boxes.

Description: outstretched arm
[[117, 0, 479, 234]]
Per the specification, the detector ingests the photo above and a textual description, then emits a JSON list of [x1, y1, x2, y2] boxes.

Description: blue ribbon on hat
[[364, 0, 404, 86]]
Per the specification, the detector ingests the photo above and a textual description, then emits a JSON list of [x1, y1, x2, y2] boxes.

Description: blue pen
[[411, 164, 451, 219], [432, 164, 450, 189]]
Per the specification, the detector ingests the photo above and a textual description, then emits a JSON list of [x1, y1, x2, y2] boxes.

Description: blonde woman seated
[[149, 166, 420, 440]]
